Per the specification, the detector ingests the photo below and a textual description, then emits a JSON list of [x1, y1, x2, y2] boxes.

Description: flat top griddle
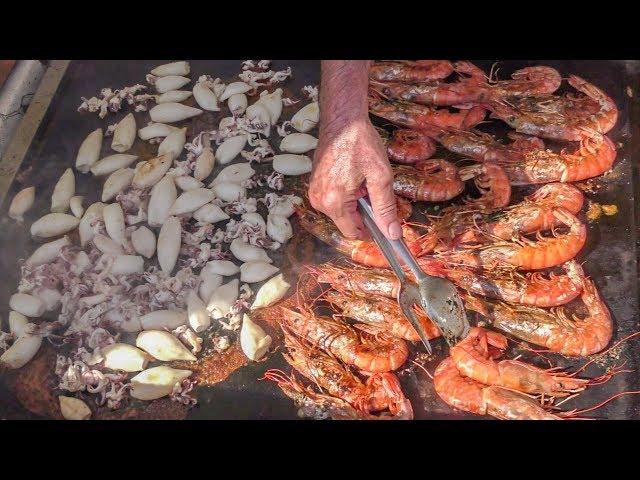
[[1, 60, 639, 420]]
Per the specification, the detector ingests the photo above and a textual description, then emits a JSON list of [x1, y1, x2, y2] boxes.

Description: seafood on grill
[[369, 60, 454, 84], [386, 129, 437, 164], [392, 159, 465, 202]]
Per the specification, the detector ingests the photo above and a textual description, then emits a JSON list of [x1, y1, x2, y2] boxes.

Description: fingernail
[[388, 221, 402, 240]]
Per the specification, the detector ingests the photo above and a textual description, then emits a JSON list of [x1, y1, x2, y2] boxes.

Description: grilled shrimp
[[392, 159, 465, 202], [280, 304, 409, 373], [368, 91, 486, 130], [387, 129, 437, 164], [370, 60, 454, 84], [324, 289, 441, 341], [450, 327, 589, 396], [464, 263, 613, 356], [311, 263, 401, 299], [434, 358, 561, 420], [459, 162, 511, 210], [487, 75, 618, 141]]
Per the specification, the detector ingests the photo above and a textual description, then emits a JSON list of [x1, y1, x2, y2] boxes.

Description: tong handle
[[357, 197, 427, 282], [356, 198, 407, 282]]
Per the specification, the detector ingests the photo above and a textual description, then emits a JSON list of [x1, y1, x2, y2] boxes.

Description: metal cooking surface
[[1, 60, 639, 420]]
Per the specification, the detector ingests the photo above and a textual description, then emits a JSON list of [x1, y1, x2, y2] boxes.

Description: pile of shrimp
[[270, 61, 634, 420]]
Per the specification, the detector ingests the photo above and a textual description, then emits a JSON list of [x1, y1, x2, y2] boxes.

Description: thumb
[[366, 172, 402, 240]]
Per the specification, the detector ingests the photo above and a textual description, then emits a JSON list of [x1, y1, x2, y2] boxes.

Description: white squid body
[[111, 113, 137, 153], [174, 176, 204, 191], [187, 290, 210, 332], [193, 203, 229, 224], [136, 330, 196, 361], [111, 255, 144, 275], [31, 213, 80, 238], [157, 216, 181, 274], [138, 123, 180, 141], [199, 271, 223, 304], [91, 154, 138, 177], [220, 81, 252, 101], [193, 82, 219, 112], [203, 260, 240, 276], [211, 182, 245, 202], [207, 278, 239, 318], [59, 396, 92, 420], [211, 162, 255, 185], [158, 127, 187, 160], [240, 261, 280, 283], [8, 186, 35, 223], [26, 236, 70, 266], [242, 212, 266, 229], [150, 61, 190, 77], [228, 93, 247, 115], [130, 366, 193, 401], [93, 233, 124, 255], [272, 154, 312, 175], [102, 167, 135, 202], [218, 116, 235, 130], [266, 213, 293, 243], [156, 90, 192, 104], [140, 309, 187, 330], [193, 147, 215, 181], [79, 202, 105, 246], [215, 135, 247, 165], [132, 154, 172, 188], [131, 226, 156, 258], [257, 88, 283, 125], [101, 343, 149, 372], [103, 203, 126, 246], [240, 313, 272, 361], [229, 238, 272, 263], [0, 333, 43, 369], [147, 175, 176, 227], [251, 273, 291, 310], [51, 168, 75, 213], [149, 103, 203, 123], [291, 101, 320, 132], [9, 293, 45, 317], [245, 103, 271, 136], [9, 311, 29, 336], [75, 128, 103, 173], [69, 196, 84, 218], [33, 287, 62, 312], [153, 75, 191, 94], [280, 133, 318, 153], [105, 309, 142, 333], [268, 195, 303, 218], [168, 188, 215, 216]]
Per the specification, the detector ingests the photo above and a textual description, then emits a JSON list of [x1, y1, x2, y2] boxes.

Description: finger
[[366, 172, 402, 240], [333, 211, 366, 240], [315, 186, 367, 240]]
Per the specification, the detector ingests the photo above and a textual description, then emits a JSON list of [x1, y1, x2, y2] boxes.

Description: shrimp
[[434, 358, 561, 420], [438, 208, 587, 270], [311, 263, 401, 299], [426, 259, 584, 307], [324, 289, 441, 341], [370, 60, 454, 84], [297, 205, 433, 268], [370, 64, 561, 107], [464, 263, 613, 356], [450, 327, 589, 396], [368, 91, 486, 130], [387, 129, 437, 164], [487, 75, 618, 141], [458, 162, 511, 210], [393, 159, 464, 202], [279, 304, 409, 373]]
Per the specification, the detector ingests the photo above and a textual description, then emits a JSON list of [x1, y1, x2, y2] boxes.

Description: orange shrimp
[[459, 162, 511, 210], [280, 304, 409, 373], [487, 75, 618, 141], [438, 208, 586, 270], [324, 289, 441, 341], [387, 129, 437, 164], [393, 159, 465, 202], [450, 327, 589, 396], [369, 60, 454, 84], [433, 358, 561, 420], [310, 263, 401, 299], [368, 91, 486, 130], [297, 205, 432, 268], [464, 263, 613, 356]]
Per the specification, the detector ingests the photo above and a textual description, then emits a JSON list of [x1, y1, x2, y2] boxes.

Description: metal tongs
[[357, 197, 470, 353]]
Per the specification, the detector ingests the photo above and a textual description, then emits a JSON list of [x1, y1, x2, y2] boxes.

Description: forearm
[[319, 60, 372, 135]]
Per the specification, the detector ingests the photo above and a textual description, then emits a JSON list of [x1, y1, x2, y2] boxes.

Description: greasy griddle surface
[[1, 60, 639, 420]]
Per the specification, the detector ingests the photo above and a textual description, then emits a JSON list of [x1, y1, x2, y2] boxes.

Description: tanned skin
[[308, 60, 401, 241]]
